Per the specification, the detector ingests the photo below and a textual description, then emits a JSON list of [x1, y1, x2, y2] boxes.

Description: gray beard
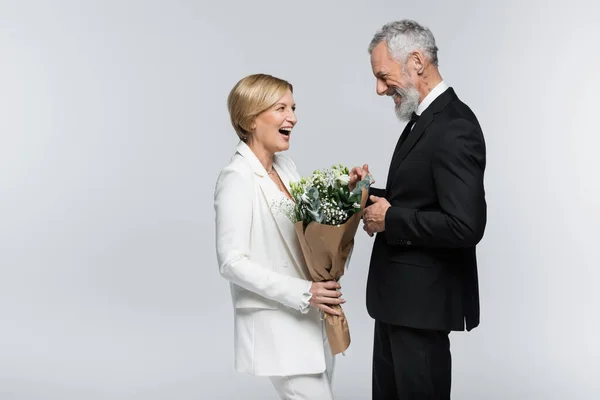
[[393, 85, 420, 121]]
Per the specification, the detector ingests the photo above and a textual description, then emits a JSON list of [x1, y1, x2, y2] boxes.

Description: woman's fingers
[[309, 281, 345, 312], [316, 296, 345, 305], [319, 288, 342, 297], [321, 281, 341, 290], [318, 304, 342, 316], [315, 289, 342, 300]]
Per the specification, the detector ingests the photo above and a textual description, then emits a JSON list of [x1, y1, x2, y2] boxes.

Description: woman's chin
[[276, 141, 290, 152]]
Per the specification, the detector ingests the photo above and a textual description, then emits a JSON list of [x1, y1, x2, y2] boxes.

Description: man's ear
[[411, 51, 425, 75]]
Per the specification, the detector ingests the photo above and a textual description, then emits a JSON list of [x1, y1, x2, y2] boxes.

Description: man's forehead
[[371, 54, 392, 74], [372, 64, 390, 77], [371, 44, 394, 66]]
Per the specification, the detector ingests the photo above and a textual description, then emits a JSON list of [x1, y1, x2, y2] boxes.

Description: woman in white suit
[[214, 74, 344, 399]]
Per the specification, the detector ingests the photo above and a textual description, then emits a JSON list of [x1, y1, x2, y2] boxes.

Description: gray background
[[1, 0, 599, 399]]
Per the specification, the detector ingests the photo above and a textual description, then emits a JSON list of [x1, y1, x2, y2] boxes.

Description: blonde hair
[[227, 74, 293, 141]]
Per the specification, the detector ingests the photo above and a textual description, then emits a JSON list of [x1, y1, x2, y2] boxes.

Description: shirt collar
[[416, 80, 449, 116]]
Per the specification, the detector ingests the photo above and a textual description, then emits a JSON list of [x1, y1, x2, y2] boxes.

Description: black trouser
[[372, 321, 451, 399]]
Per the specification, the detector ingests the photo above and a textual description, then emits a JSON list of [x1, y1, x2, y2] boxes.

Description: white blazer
[[214, 141, 327, 376]]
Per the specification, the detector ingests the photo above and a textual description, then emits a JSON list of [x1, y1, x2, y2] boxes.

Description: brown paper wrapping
[[293, 188, 368, 355]]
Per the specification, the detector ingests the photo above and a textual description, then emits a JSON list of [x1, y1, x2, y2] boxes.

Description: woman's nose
[[287, 111, 297, 124]]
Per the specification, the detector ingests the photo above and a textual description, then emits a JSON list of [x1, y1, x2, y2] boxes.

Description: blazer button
[[283, 262, 288, 268]]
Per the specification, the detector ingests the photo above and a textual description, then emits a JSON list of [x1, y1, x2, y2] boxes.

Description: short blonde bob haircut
[[227, 74, 293, 141]]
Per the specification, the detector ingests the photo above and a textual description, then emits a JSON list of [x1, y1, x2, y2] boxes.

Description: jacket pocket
[[388, 251, 442, 268]]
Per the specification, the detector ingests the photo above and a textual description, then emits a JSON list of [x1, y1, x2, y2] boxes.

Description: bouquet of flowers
[[288, 165, 372, 355]]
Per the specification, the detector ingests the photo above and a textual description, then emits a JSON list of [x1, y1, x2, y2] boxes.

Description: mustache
[[392, 86, 410, 97]]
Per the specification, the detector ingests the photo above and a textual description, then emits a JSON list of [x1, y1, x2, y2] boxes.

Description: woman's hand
[[309, 281, 345, 316]]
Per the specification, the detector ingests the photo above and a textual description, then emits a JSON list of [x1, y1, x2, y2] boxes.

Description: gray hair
[[368, 20, 439, 66]]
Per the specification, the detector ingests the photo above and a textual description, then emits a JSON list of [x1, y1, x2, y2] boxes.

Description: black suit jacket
[[366, 87, 486, 332]]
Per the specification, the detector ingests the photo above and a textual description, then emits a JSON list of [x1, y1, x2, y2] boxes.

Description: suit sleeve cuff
[[367, 187, 386, 207], [384, 206, 413, 246], [299, 281, 313, 314]]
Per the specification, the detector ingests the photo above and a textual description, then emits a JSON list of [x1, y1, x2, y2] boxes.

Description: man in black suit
[[349, 20, 486, 399]]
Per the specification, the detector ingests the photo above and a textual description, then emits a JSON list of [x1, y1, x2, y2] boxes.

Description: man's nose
[[376, 80, 388, 96]]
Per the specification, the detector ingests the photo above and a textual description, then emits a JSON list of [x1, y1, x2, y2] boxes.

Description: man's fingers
[[349, 166, 363, 179], [351, 165, 369, 180], [369, 195, 380, 202], [363, 208, 372, 220]]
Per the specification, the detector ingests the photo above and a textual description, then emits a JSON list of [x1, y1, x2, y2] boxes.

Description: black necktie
[[386, 112, 419, 189], [392, 111, 419, 160], [398, 112, 419, 147]]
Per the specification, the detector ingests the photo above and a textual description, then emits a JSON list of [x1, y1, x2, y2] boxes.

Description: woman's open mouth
[[279, 128, 292, 137]]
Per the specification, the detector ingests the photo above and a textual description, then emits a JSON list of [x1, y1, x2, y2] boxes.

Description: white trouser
[[269, 321, 336, 399]]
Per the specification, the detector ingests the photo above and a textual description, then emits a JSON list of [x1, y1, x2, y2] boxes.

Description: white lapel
[[235, 141, 307, 277]]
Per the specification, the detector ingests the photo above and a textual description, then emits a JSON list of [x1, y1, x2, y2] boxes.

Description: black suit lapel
[[386, 88, 457, 190], [392, 112, 434, 167]]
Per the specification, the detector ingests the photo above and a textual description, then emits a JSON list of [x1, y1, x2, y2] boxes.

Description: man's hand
[[363, 195, 391, 237], [349, 164, 375, 191]]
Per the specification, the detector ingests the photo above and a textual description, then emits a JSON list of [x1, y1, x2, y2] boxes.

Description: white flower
[[324, 169, 336, 188], [337, 174, 350, 185]]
